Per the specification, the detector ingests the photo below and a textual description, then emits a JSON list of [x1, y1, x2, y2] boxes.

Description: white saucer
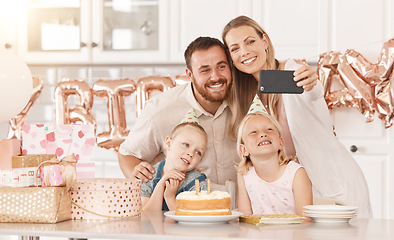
[[307, 215, 353, 223], [164, 211, 242, 224], [303, 210, 356, 217], [303, 205, 358, 212]]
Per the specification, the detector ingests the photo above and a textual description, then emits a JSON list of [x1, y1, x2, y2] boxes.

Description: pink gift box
[[71, 178, 141, 220], [38, 162, 95, 186], [39, 158, 77, 187], [0, 139, 21, 170], [21, 123, 95, 163], [0, 167, 41, 187], [39, 164, 72, 187]]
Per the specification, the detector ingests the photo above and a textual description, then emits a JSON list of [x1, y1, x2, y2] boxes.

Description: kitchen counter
[[0, 211, 393, 240]]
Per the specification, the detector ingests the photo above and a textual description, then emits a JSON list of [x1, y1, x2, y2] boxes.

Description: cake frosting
[[176, 190, 230, 200], [175, 190, 232, 216]]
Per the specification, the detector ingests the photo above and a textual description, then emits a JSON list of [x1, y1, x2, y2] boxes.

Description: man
[[118, 36, 238, 185]]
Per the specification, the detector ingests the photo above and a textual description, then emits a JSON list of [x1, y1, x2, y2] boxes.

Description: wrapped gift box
[[0, 139, 21, 170], [0, 167, 41, 187], [0, 187, 71, 223], [40, 163, 76, 187], [71, 178, 141, 220], [21, 123, 95, 163], [12, 154, 57, 168], [39, 154, 77, 187]]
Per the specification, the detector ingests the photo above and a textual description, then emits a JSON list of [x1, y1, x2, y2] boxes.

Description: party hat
[[181, 108, 200, 125], [247, 94, 269, 115]]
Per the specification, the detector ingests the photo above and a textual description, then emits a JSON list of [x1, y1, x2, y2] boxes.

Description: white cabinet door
[[169, 0, 253, 63], [330, 0, 387, 62], [17, 0, 91, 64], [91, 0, 170, 64], [0, 1, 18, 54], [327, 0, 394, 219], [331, 107, 394, 219], [250, 0, 321, 62]]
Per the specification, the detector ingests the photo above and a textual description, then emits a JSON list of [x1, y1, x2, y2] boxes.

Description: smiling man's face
[[187, 45, 232, 103]]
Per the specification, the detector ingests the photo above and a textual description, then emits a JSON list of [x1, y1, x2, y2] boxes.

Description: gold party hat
[[247, 94, 269, 115], [181, 108, 200, 125]]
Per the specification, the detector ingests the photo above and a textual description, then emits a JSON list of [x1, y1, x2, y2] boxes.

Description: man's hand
[[132, 161, 156, 182], [118, 152, 155, 182]]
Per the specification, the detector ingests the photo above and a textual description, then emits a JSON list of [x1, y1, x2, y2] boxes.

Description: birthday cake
[[175, 190, 232, 216]]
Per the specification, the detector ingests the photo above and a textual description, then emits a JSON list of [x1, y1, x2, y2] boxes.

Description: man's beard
[[192, 77, 232, 103]]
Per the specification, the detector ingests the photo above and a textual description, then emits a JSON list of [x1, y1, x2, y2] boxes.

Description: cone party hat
[[247, 94, 269, 115], [180, 108, 200, 125]]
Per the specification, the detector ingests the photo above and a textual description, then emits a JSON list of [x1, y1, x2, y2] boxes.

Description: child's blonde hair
[[170, 122, 207, 138], [236, 112, 292, 175]]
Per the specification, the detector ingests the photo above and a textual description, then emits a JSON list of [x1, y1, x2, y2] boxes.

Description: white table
[[0, 211, 393, 240]]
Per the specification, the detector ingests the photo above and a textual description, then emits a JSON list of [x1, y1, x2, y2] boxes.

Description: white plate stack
[[303, 205, 358, 223]]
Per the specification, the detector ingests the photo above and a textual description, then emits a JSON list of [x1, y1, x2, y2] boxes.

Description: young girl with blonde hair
[[236, 96, 312, 216]]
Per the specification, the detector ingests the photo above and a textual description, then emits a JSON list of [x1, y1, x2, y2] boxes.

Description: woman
[[222, 15, 372, 217]]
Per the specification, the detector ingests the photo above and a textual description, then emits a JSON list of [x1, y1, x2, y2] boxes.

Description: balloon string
[[71, 201, 142, 219]]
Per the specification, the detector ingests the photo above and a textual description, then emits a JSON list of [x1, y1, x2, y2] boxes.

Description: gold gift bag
[[0, 187, 71, 223]]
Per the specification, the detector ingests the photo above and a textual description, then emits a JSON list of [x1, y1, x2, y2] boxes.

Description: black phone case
[[259, 70, 304, 94]]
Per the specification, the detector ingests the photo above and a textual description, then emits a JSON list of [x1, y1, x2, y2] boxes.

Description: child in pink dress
[[236, 95, 312, 216]]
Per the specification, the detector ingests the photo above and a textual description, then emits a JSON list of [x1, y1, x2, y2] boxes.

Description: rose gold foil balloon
[[93, 79, 136, 150], [175, 74, 191, 85], [317, 38, 394, 128], [54, 78, 96, 126], [8, 76, 44, 139], [135, 76, 175, 117]]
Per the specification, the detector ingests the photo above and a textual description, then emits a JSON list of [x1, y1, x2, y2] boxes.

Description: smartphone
[[259, 70, 304, 94]]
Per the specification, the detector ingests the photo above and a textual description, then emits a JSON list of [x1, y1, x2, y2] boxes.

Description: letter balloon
[[317, 38, 394, 128], [93, 79, 136, 151]]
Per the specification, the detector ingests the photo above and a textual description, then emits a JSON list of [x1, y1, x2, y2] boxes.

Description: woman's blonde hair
[[222, 15, 281, 139], [236, 112, 291, 175]]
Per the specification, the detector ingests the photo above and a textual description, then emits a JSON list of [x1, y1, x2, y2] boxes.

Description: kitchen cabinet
[[16, 0, 168, 64], [331, 107, 394, 219], [91, 0, 169, 64], [168, 0, 254, 62], [0, 1, 18, 54], [17, 0, 90, 64], [250, 0, 322, 62], [326, 0, 394, 219], [11, 0, 394, 65]]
